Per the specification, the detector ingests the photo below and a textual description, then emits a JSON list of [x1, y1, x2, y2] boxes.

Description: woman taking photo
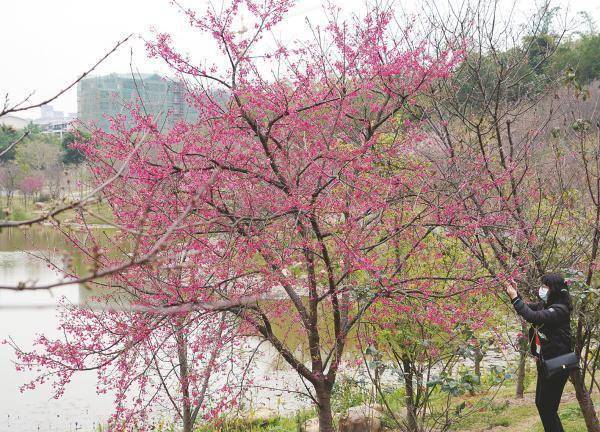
[[504, 273, 573, 432]]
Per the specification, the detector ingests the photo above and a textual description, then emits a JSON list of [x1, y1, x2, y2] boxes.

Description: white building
[[33, 105, 76, 139], [0, 115, 30, 130]]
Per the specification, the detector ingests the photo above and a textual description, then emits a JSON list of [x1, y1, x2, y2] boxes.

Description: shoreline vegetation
[[1, 198, 114, 228], [90, 370, 598, 432]]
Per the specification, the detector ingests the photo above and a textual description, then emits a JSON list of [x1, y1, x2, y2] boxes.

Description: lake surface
[[0, 227, 309, 431], [0, 247, 115, 431]]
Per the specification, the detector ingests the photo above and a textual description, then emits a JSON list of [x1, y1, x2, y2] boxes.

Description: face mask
[[538, 285, 549, 302]]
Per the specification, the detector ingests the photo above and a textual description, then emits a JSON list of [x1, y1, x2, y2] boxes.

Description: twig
[[0, 35, 132, 118], [0, 131, 29, 158]]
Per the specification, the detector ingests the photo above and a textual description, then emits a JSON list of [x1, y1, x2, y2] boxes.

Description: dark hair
[[541, 272, 573, 311]]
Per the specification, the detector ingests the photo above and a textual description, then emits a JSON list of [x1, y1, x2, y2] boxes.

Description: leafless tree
[[420, 1, 599, 428]]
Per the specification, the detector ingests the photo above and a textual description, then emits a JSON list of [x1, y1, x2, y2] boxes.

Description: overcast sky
[[2, 0, 598, 119]]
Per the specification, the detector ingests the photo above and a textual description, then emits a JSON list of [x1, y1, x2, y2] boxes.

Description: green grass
[[194, 409, 316, 432], [1, 198, 115, 225], [0, 205, 33, 221], [450, 381, 599, 432], [531, 401, 591, 432], [452, 398, 533, 430], [186, 377, 597, 432]]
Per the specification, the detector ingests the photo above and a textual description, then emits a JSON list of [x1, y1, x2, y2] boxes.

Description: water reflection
[[0, 225, 71, 252], [0, 228, 113, 432]]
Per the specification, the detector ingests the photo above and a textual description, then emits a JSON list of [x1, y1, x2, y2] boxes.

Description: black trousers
[[535, 362, 569, 432]]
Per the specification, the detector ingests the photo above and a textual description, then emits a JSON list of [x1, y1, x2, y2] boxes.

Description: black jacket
[[512, 295, 572, 360]]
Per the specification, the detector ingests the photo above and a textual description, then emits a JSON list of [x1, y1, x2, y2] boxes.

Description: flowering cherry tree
[[19, 174, 45, 202], [14, 299, 238, 430], [360, 233, 499, 431], [10, 1, 477, 431]]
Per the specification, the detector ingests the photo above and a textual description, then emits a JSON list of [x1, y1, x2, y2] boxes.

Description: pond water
[[0, 227, 309, 431], [0, 228, 115, 432]]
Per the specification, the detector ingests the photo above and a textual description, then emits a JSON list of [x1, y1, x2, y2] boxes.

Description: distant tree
[[0, 125, 21, 161], [15, 135, 62, 173], [14, 135, 64, 200], [0, 161, 21, 206], [23, 123, 44, 135], [552, 32, 600, 84], [524, 32, 558, 74], [61, 131, 88, 165], [19, 173, 45, 204]]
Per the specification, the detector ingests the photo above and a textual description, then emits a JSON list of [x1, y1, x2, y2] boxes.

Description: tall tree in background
[[0, 161, 20, 206], [61, 131, 87, 165], [551, 13, 600, 84], [0, 125, 21, 161]]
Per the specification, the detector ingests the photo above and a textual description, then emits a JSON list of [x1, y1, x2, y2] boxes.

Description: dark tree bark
[[403, 356, 418, 431], [176, 330, 193, 432], [571, 368, 600, 432], [516, 321, 529, 398], [316, 383, 335, 432]]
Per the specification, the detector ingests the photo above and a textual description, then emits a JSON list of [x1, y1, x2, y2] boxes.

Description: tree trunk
[[403, 357, 418, 431], [572, 315, 600, 432], [474, 345, 483, 379], [574, 213, 600, 432], [176, 331, 193, 432], [571, 368, 600, 432], [515, 350, 527, 398], [316, 385, 335, 432], [515, 321, 528, 398]]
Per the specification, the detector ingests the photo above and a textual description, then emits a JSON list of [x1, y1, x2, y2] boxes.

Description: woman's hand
[[504, 280, 518, 300]]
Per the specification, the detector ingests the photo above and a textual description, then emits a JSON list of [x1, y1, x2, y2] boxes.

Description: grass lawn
[[188, 375, 598, 432]]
